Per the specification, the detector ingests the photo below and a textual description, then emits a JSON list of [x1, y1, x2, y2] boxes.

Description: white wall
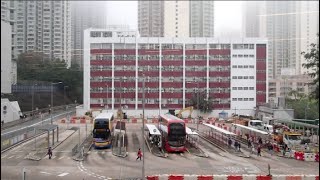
[[1, 21, 12, 94], [1, 99, 22, 123]]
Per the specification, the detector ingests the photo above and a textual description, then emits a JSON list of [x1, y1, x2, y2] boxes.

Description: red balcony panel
[[145, 93, 159, 99], [185, 50, 206, 55], [256, 84, 266, 91], [185, 60, 207, 66], [90, 60, 112, 66], [209, 71, 230, 77], [165, 104, 183, 109], [113, 81, 135, 87], [162, 82, 183, 88], [114, 49, 136, 55], [161, 49, 183, 55], [162, 93, 183, 99], [114, 92, 135, 98], [256, 73, 266, 81], [209, 49, 230, 55], [185, 93, 194, 99], [114, 60, 136, 66], [90, 49, 112, 54], [138, 49, 159, 55], [90, 93, 111, 98], [256, 94, 266, 103], [211, 93, 230, 99], [162, 71, 183, 77], [138, 60, 159, 66], [137, 71, 159, 77], [209, 82, 230, 88], [256, 46, 266, 59], [90, 82, 112, 87], [185, 71, 206, 77], [209, 61, 230, 66], [162, 60, 183, 66], [256, 61, 266, 70], [185, 82, 206, 88], [143, 82, 159, 88], [91, 71, 112, 77], [114, 71, 135, 76]]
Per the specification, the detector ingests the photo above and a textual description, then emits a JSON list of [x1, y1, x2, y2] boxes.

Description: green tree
[[301, 33, 319, 100], [189, 91, 213, 113], [286, 98, 319, 119], [16, 52, 83, 104]]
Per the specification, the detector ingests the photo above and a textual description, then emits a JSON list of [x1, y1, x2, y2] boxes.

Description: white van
[[263, 124, 273, 134]]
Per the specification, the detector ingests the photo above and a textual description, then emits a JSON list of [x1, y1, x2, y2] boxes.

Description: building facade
[[138, 1, 164, 37], [242, 1, 319, 78], [1, 20, 12, 94], [138, 1, 214, 38], [71, 1, 108, 68], [12, 1, 72, 67], [190, 1, 214, 37], [83, 29, 268, 116]]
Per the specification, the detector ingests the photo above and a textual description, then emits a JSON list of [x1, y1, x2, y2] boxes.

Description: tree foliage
[[189, 91, 213, 113], [286, 98, 319, 120], [301, 33, 319, 100], [17, 52, 83, 103]]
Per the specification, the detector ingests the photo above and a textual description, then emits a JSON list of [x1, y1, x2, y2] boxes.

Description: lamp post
[[142, 73, 145, 180], [51, 82, 62, 124], [64, 86, 69, 110]]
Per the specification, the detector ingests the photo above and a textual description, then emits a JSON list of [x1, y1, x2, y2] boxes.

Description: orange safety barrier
[[147, 176, 159, 180], [168, 175, 184, 180], [132, 119, 137, 123], [227, 175, 243, 180], [256, 175, 272, 180], [80, 119, 86, 124], [198, 175, 213, 180], [285, 176, 302, 180]]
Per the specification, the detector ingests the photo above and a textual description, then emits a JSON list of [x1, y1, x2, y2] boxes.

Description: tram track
[[197, 132, 228, 153]]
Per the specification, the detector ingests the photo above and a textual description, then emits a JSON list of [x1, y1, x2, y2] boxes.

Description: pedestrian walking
[[248, 139, 252, 148], [136, 148, 142, 161], [234, 141, 238, 151], [228, 138, 232, 148], [257, 145, 261, 156], [238, 142, 241, 152], [47, 147, 52, 159]]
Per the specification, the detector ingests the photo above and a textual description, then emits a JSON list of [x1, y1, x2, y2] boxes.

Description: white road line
[[51, 156, 56, 159], [57, 172, 69, 177], [40, 171, 52, 175], [15, 155, 22, 159], [1, 111, 73, 136], [1, 154, 8, 159], [7, 155, 15, 159], [58, 156, 64, 160]]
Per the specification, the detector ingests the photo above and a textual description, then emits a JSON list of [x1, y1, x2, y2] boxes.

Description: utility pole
[[32, 83, 34, 119], [142, 74, 145, 179], [197, 83, 199, 131]]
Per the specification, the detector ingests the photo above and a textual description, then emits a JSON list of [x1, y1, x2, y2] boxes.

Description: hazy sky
[[106, 1, 243, 37]]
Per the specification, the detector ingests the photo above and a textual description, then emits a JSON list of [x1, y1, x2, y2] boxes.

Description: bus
[[159, 114, 187, 152], [92, 112, 114, 149]]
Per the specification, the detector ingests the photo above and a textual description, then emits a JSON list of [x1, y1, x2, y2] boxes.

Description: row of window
[[232, 87, 255, 90], [232, 98, 255, 101], [232, 65, 254, 69], [232, 76, 255, 79], [233, 44, 255, 50], [232, 54, 255, 58]]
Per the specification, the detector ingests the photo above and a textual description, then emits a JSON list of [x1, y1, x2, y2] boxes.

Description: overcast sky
[[106, 1, 243, 37]]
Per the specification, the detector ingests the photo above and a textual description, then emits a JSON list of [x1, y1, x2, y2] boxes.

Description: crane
[[176, 106, 193, 119]]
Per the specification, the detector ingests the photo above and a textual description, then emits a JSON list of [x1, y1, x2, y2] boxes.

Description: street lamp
[[141, 73, 145, 180], [51, 82, 62, 124]]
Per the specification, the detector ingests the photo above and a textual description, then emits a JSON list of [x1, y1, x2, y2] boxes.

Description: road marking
[[7, 155, 15, 159], [15, 155, 22, 159], [40, 171, 52, 175], [51, 156, 56, 159], [1, 154, 8, 159], [101, 151, 105, 154], [58, 156, 64, 160], [57, 173, 69, 177]]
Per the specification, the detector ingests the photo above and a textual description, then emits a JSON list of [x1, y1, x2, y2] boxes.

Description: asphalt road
[[1, 123, 319, 180]]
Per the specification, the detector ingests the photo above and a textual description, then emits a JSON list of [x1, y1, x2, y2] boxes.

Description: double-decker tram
[[92, 112, 114, 149], [159, 114, 187, 152]]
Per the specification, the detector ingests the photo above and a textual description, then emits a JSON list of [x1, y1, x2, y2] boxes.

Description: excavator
[[176, 106, 193, 119]]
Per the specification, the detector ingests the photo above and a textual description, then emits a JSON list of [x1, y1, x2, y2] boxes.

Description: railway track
[[197, 132, 228, 152]]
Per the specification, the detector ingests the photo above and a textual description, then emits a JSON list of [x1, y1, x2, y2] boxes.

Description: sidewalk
[[25, 129, 77, 161]]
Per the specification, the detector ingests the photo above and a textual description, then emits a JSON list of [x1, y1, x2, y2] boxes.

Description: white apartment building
[[13, 1, 72, 67], [138, 1, 164, 37], [190, 1, 214, 37], [71, 1, 108, 68], [82, 28, 268, 117], [1, 20, 12, 94], [242, 1, 319, 78], [164, 1, 189, 37]]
